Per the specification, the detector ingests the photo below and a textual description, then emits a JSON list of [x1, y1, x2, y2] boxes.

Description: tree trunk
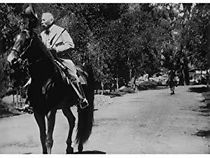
[[179, 71, 184, 85], [101, 82, 104, 95], [206, 23, 210, 67], [129, 69, 131, 81], [184, 65, 189, 85], [116, 77, 119, 91]]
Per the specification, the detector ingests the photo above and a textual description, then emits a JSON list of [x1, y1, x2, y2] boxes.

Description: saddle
[[75, 66, 88, 85], [54, 59, 87, 85]]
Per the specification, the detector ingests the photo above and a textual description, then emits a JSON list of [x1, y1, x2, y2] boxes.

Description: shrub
[[137, 80, 159, 90]]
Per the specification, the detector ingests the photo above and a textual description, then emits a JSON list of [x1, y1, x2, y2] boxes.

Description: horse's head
[[7, 29, 32, 66], [6, 30, 32, 87]]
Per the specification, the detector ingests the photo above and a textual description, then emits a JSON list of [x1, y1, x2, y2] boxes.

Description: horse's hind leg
[[34, 112, 47, 154], [78, 143, 83, 153], [62, 107, 75, 154], [46, 109, 57, 154]]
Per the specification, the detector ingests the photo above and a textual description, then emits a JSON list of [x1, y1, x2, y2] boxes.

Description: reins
[[19, 38, 33, 59], [15, 31, 47, 66]]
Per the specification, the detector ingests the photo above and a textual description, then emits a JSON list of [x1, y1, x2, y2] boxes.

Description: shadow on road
[[194, 130, 210, 138], [191, 104, 210, 116], [24, 152, 32, 154], [188, 86, 209, 93], [198, 105, 210, 112], [23, 150, 106, 154], [74, 150, 106, 154]]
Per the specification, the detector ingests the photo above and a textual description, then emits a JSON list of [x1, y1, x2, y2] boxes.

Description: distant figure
[[167, 70, 177, 95]]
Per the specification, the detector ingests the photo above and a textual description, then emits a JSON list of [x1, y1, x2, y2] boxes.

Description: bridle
[[12, 35, 33, 60], [11, 31, 44, 66]]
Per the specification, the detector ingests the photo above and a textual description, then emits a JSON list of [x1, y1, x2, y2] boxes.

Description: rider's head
[[20, 4, 38, 30], [41, 12, 54, 30]]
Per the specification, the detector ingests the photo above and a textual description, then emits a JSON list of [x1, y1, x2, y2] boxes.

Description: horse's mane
[[32, 32, 56, 65]]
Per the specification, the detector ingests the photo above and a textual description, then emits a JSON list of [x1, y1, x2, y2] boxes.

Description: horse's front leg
[[62, 107, 75, 154], [34, 111, 47, 154], [46, 108, 57, 154]]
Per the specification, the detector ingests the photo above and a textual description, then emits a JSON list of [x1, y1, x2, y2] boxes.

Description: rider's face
[[41, 14, 53, 29]]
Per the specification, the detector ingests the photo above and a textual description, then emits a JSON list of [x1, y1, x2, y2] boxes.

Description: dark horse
[[7, 29, 94, 154]]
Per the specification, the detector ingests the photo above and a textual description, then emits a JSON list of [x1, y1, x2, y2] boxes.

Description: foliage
[[0, 3, 210, 95]]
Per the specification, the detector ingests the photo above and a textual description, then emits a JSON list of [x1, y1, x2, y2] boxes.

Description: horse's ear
[[37, 34, 42, 40]]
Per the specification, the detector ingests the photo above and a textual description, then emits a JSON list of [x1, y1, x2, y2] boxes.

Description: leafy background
[[1, 3, 210, 97]]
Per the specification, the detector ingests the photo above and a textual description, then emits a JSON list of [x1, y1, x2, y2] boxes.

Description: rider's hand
[[12, 58, 22, 65], [48, 48, 56, 53]]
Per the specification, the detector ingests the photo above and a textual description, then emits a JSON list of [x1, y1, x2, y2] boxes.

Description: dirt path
[[86, 85, 210, 154], [0, 85, 209, 154]]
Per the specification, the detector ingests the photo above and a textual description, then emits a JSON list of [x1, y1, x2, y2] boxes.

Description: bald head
[[41, 12, 54, 29]]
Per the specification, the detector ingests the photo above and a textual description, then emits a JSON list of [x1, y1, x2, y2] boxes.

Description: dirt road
[[0, 85, 209, 154]]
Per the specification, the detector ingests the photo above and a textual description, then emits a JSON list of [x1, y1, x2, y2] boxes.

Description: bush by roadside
[[0, 100, 21, 118], [0, 80, 165, 118], [102, 86, 135, 98], [137, 80, 159, 90], [100, 80, 162, 98]]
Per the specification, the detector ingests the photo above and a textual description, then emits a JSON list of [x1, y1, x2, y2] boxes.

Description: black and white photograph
[[0, 2, 210, 154]]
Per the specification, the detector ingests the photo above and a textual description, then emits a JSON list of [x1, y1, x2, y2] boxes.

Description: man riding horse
[[20, 5, 89, 111]]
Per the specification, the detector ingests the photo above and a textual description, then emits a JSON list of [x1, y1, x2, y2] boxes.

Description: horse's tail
[[76, 64, 95, 146]]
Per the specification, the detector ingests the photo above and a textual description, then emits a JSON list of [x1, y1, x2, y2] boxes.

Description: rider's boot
[[59, 61, 89, 109]]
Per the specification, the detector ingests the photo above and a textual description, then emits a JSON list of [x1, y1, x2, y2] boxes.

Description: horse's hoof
[[78, 144, 83, 153], [66, 147, 74, 154], [46, 149, 52, 154]]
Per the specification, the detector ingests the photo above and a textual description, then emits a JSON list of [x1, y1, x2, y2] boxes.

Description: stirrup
[[79, 98, 89, 109]]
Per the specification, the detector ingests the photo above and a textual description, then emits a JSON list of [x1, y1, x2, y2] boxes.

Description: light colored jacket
[[40, 24, 75, 53]]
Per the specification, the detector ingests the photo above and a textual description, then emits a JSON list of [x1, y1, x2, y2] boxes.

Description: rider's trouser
[[61, 59, 86, 100]]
